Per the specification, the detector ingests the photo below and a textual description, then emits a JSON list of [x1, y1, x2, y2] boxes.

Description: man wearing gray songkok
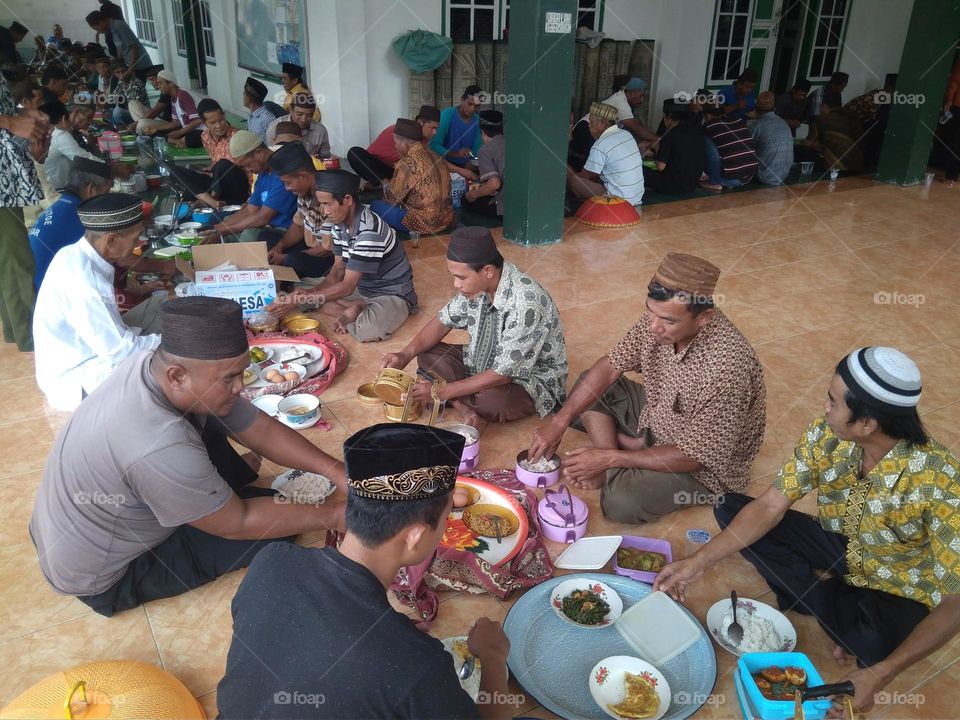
[[381, 226, 568, 434], [29, 296, 347, 617]]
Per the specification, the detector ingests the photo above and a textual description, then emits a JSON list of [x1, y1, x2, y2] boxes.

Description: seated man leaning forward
[[382, 227, 567, 433], [566, 101, 645, 207], [33, 193, 166, 411], [268, 169, 417, 343], [656, 348, 960, 716], [29, 296, 346, 618], [217, 424, 514, 720], [528, 253, 766, 523]]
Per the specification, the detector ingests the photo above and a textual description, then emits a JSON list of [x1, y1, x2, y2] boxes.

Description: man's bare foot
[[452, 402, 489, 435], [617, 432, 648, 451], [333, 303, 363, 334], [241, 451, 262, 474], [567, 472, 605, 490], [833, 644, 855, 666]]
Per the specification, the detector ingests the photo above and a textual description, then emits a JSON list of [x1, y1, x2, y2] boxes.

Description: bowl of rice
[[706, 596, 797, 657], [515, 450, 561, 488]]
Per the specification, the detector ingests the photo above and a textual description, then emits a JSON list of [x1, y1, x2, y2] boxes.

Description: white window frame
[[499, 1, 601, 40], [171, 0, 187, 55], [447, 0, 498, 42], [132, 0, 158, 45], [707, 0, 755, 84], [808, 0, 849, 81], [200, 0, 215, 62]]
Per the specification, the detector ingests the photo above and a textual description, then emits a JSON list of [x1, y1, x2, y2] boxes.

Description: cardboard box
[[175, 242, 299, 318]]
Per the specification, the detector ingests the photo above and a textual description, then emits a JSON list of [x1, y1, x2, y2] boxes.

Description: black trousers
[[347, 146, 394, 185], [461, 195, 500, 217], [172, 160, 249, 206], [265, 233, 335, 279], [76, 426, 290, 618], [716, 493, 929, 666]]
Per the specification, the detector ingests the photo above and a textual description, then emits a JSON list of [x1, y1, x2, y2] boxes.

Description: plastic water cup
[[800, 161, 814, 175], [924, 172, 935, 186], [829, 168, 839, 180]]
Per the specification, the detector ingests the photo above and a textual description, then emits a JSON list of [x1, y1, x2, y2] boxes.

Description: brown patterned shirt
[[606, 309, 766, 493], [384, 142, 455, 234]]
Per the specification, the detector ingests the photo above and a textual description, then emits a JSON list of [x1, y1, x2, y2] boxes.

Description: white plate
[[244, 343, 330, 388], [271, 469, 336, 503], [550, 578, 623, 629], [248, 345, 274, 364], [273, 346, 321, 365], [441, 636, 481, 701], [706, 597, 797, 657], [243, 364, 260, 386], [179, 221, 204, 231], [259, 362, 307, 384], [276, 412, 320, 430], [589, 655, 671, 720], [251, 394, 283, 416], [221, 204, 243, 212], [555, 535, 623, 570]]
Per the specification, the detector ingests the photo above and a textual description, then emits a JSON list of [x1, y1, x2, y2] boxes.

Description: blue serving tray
[[504, 573, 717, 720]]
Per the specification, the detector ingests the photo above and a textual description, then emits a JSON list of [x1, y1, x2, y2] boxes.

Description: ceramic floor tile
[[0, 471, 40, 548]]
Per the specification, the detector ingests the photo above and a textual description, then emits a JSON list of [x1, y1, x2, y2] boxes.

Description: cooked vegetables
[[561, 589, 610, 625]]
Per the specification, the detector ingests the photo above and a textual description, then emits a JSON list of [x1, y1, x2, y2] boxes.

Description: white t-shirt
[[44, 128, 99, 190]]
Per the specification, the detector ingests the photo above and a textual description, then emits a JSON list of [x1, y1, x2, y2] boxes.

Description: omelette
[[607, 671, 659, 719]]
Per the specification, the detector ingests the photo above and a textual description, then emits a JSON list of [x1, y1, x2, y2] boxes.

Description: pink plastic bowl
[[515, 450, 561, 488], [613, 535, 674, 584]]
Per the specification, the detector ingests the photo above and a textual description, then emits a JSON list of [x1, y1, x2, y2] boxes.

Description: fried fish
[[607, 671, 659, 719]]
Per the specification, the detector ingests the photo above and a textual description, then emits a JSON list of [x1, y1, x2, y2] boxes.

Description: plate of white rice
[[706, 596, 796, 656], [271, 469, 336, 504]]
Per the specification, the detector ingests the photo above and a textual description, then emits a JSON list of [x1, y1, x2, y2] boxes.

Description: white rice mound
[[278, 472, 335, 504], [519, 456, 560, 473], [721, 609, 782, 652]]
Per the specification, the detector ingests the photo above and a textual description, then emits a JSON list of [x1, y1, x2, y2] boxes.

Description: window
[[501, 1, 601, 39], [809, 0, 848, 80], [708, 0, 754, 83], [132, 0, 157, 45], [200, 1, 215, 61], [171, 0, 186, 55], [449, 0, 496, 41]]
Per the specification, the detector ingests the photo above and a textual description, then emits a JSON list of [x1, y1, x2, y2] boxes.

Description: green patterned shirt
[[437, 262, 567, 417], [775, 416, 960, 608]]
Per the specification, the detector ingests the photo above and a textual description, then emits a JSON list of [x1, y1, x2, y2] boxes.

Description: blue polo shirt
[[247, 170, 297, 229], [28, 193, 84, 291], [717, 84, 757, 120]]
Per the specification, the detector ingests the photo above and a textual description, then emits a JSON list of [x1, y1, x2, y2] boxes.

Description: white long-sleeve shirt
[[44, 128, 100, 191], [34, 237, 160, 410]]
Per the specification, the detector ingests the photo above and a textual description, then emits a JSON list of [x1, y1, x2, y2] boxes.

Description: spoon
[[727, 590, 744, 647], [492, 515, 502, 544], [458, 654, 476, 680]]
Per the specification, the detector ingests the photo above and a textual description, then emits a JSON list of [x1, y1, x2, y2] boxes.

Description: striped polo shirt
[[331, 205, 418, 308], [704, 116, 758, 181], [583, 125, 645, 206]]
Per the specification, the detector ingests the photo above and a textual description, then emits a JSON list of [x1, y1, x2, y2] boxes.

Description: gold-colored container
[[284, 317, 320, 335], [356, 383, 382, 405], [384, 401, 420, 422], [373, 368, 416, 406]]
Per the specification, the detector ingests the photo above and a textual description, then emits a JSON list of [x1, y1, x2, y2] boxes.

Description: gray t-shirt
[[29, 351, 258, 596], [110, 19, 152, 71], [477, 134, 505, 215]]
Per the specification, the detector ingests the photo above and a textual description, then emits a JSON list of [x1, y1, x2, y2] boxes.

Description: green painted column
[[875, 0, 960, 185], [502, 0, 577, 246]]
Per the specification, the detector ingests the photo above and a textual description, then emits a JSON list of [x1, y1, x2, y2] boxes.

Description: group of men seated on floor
[[562, 68, 908, 204], [26, 173, 960, 712]]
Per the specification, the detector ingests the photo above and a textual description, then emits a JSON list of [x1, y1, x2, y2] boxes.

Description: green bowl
[[118, 156, 139, 164]]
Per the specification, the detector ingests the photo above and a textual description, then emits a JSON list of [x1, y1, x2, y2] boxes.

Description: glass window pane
[[577, 11, 596, 29], [823, 48, 837, 75], [580, 0, 598, 8], [712, 50, 728, 81], [450, 8, 471, 40], [820, 0, 834, 15], [811, 48, 825, 77], [736, 0, 750, 13], [732, 16, 747, 47], [830, 17, 843, 42], [716, 15, 732, 47], [720, 0, 735, 14], [815, 20, 829, 45], [475, 0, 495, 5], [727, 49, 743, 78], [834, 0, 847, 15], [475, 8, 494, 40]]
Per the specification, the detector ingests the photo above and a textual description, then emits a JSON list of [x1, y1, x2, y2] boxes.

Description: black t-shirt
[[100, 0, 125, 20], [652, 123, 705, 193], [217, 544, 479, 720]]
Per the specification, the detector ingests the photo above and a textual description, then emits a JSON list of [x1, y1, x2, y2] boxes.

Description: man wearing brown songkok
[[370, 117, 454, 235], [29, 296, 347, 617], [528, 253, 766, 522], [382, 227, 567, 434]]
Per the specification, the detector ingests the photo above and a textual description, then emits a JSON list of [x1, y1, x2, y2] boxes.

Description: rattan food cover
[[0, 660, 205, 719]]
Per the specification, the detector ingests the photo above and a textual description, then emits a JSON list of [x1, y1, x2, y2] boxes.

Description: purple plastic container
[[613, 535, 674, 584], [537, 485, 588, 543]]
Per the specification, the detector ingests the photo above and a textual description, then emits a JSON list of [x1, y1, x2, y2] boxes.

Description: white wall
[[838, 0, 914, 96]]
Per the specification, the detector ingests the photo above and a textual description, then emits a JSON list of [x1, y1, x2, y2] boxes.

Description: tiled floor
[[3, 176, 960, 718]]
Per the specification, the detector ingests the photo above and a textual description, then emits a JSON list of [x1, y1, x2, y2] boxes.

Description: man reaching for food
[[30, 297, 346, 617], [217, 424, 516, 720], [655, 348, 960, 716], [527, 252, 766, 523]]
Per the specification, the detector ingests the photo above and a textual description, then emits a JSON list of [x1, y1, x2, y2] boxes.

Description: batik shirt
[[384, 142, 454, 233], [0, 74, 42, 208], [776, 416, 960, 609], [438, 262, 568, 417]]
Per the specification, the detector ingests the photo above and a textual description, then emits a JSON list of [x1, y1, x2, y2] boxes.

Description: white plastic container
[[614, 590, 701, 665]]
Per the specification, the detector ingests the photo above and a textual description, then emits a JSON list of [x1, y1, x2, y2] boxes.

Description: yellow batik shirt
[[775, 416, 960, 608]]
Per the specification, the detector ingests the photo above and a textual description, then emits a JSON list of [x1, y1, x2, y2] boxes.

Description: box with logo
[[175, 242, 299, 318]]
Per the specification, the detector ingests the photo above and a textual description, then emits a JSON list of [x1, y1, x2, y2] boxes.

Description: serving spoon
[[727, 589, 744, 647]]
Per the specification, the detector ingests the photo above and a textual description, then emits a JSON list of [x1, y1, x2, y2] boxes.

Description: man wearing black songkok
[[218, 424, 515, 720], [29, 295, 347, 617], [382, 226, 568, 433]]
